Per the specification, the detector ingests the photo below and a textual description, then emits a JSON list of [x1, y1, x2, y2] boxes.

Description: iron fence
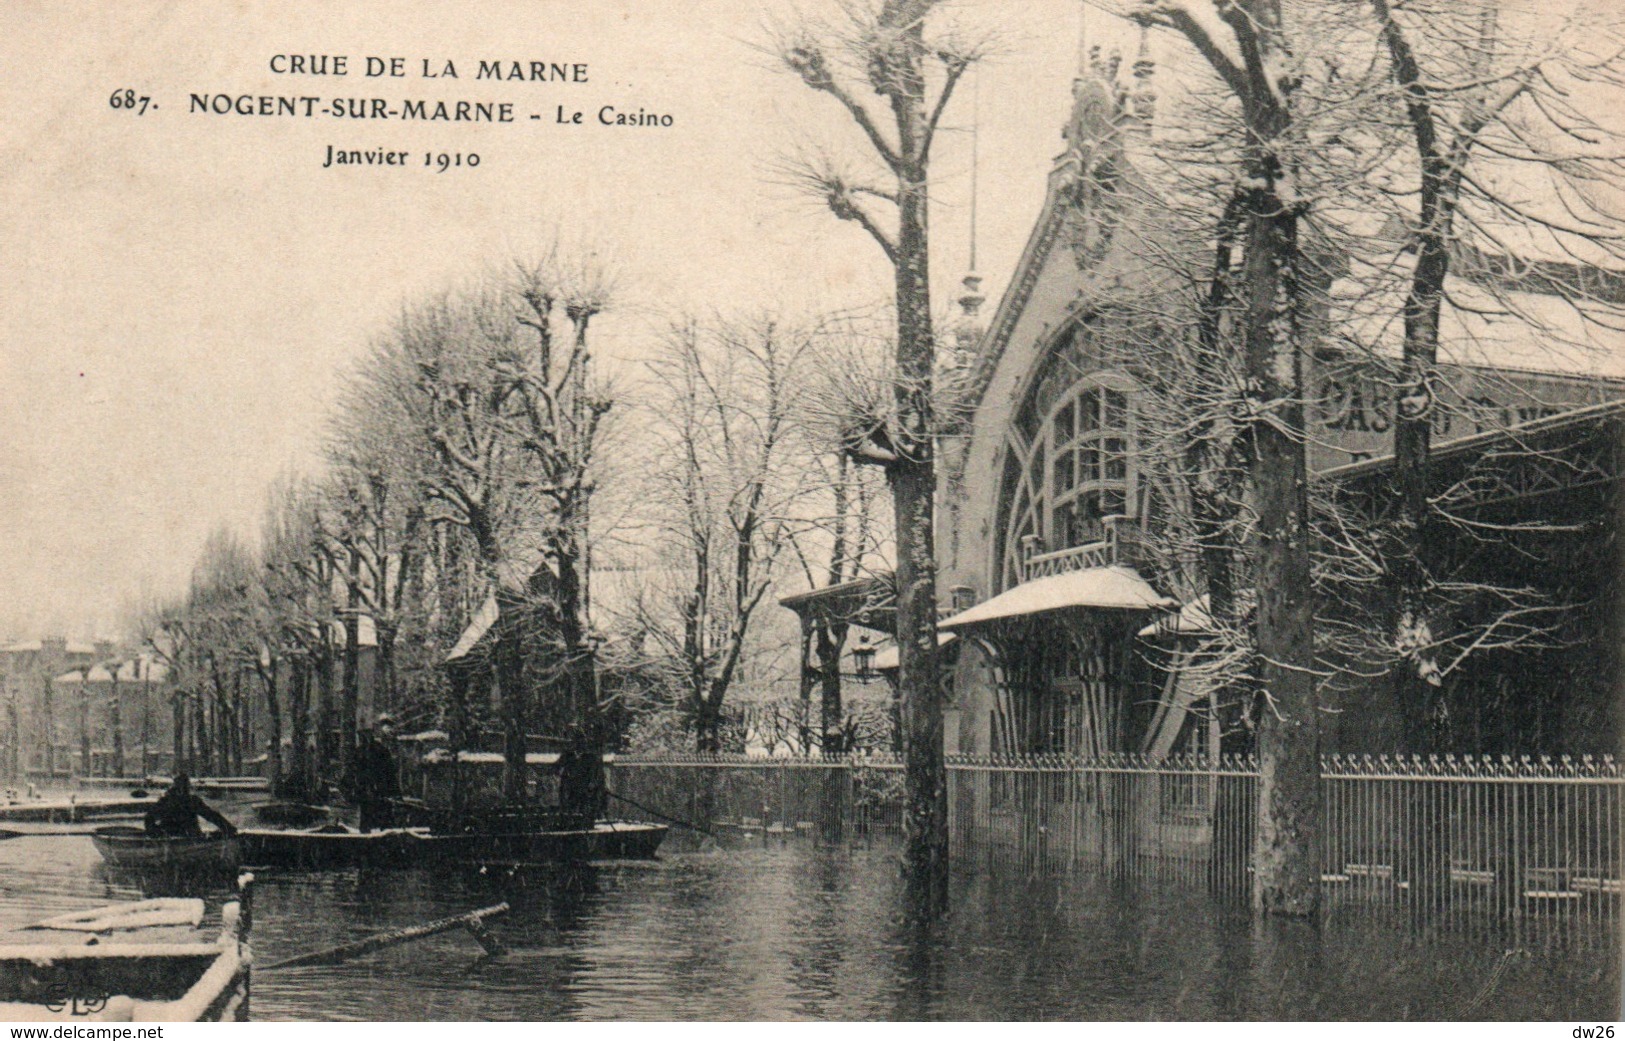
[[607, 751, 1622, 928]]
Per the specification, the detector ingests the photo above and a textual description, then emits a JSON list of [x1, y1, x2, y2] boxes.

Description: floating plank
[[261, 903, 509, 971]]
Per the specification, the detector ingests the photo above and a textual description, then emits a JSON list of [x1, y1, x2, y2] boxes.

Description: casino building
[[790, 51, 1625, 764]]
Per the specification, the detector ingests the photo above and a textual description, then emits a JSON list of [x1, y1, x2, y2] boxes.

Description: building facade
[[0, 637, 109, 779], [931, 63, 1625, 762]]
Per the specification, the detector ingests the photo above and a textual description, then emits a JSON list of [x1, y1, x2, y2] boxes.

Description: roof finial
[[1076, 0, 1090, 82], [968, 67, 980, 274]]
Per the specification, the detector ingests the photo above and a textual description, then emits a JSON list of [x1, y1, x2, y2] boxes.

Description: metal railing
[[609, 751, 1622, 930]]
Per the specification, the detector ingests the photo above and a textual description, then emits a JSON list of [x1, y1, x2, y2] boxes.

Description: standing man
[[555, 725, 607, 825], [347, 715, 401, 833]]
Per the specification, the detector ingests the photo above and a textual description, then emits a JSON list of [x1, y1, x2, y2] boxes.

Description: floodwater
[[0, 797, 1616, 1021]]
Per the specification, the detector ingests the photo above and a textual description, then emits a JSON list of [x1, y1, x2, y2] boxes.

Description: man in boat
[[555, 725, 607, 825], [144, 773, 238, 838], [347, 716, 402, 833]]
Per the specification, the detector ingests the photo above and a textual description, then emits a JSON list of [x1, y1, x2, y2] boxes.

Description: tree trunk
[[262, 659, 283, 796], [797, 616, 815, 753], [195, 693, 212, 775], [288, 658, 311, 800], [1240, 74, 1320, 916], [892, 137, 948, 917], [447, 665, 473, 820], [342, 547, 362, 781], [494, 596, 529, 803], [231, 668, 246, 776], [78, 681, 91, 777], [8, 694, 21, 781], [172, 694, 185, 775], [895, 453, 947, 917], [40, 677, 53, 778], [315, 644, 336, 786], [110, 679, 123, 778], [377, 623, 396, 720], [139, 676, 150, 777], [817, 620, 848, 756], [695, 691, 722, 754]]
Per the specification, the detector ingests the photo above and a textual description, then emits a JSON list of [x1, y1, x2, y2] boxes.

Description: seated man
[[144, 773, 238, 837]]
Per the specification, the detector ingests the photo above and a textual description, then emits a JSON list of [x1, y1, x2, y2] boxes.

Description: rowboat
[[90, 825, 240, 872], [0, 891, 251, 1021], [239, 819, 668, 869], [414, 820, 670, 862], [238, 823, 420, 869], [253, 801, 334, 828]]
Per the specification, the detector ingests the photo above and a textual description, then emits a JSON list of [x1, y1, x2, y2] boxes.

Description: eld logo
[[42, 982, 109, 1016]]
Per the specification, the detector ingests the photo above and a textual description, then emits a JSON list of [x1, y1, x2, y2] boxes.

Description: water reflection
[[0, 805, 1614, 1021]]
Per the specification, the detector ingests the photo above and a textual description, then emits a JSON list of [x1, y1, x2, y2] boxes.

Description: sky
[[0, 1, 1150, 640]]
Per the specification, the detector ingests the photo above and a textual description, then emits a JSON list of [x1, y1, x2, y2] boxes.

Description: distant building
[[51, 656, 174, 778], [0, 637, 108, 779]]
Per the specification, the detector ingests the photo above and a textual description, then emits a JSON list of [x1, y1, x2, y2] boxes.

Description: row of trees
[[132, 260, 895, 801]]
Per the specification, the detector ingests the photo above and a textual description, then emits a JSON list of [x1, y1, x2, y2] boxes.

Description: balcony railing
[[1020, 515, 1145, 583]]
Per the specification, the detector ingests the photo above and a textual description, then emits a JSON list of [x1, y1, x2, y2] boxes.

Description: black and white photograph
[[0, 0, 1621, 1025]]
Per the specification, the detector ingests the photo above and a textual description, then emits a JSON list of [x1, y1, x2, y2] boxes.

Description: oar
[[260, 903, 510, 970], [605, 789, 716, 837]]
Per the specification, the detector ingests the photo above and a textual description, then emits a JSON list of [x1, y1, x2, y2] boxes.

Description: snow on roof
[[872, 633, 957, 671], [422, 749, 563, 766], [445, 595, 500, 663], [1330, 276, 1625, 380], [940, 567, 1177, 631], [53, 658, 170, 685], [1137, 595, 1218, 638]]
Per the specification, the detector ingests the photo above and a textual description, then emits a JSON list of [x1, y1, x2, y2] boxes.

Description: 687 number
[[109, 89, 153, 115]]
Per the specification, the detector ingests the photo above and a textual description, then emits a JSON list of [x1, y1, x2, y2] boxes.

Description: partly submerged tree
[[771, 0, 988, 919], [339, 253, 615, 800]]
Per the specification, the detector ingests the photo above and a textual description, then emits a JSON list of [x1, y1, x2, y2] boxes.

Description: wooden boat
[[90, 825, 240, 872], [413, 820, 669, 863], [239, 819, 668, 869], [0, 893, 250, 1021], [238, 823, 421, 869], [253, 801, 333, 828], [0, 796, 156, 823]]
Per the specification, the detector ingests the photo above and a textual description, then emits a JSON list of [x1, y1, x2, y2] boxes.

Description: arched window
[[996, 359, 1140, 591], [1046, 376, 1134, 549]]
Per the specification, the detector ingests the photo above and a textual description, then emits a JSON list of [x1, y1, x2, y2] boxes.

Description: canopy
[[872, 633, 956, 671], [939, 566, 1175, 631]]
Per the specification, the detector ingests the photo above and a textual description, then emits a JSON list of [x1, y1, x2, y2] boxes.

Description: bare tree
[[771, 0, 986, 917], [634, 315, 817, 752], [340, 254, 615, 801], [1124, 0, 1324, 915]]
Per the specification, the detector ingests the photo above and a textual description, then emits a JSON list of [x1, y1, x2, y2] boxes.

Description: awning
[[1137, 595, 1216, 638], [445, 595, 500, 664], [939, 566, 1176, 631], [872, 633, 956, 671]]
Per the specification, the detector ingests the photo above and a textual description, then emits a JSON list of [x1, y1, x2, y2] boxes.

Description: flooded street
[[0, 796, 1615, 1021]]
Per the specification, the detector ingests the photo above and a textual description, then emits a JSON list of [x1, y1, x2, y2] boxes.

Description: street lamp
[[851, 636, 877, 683]]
